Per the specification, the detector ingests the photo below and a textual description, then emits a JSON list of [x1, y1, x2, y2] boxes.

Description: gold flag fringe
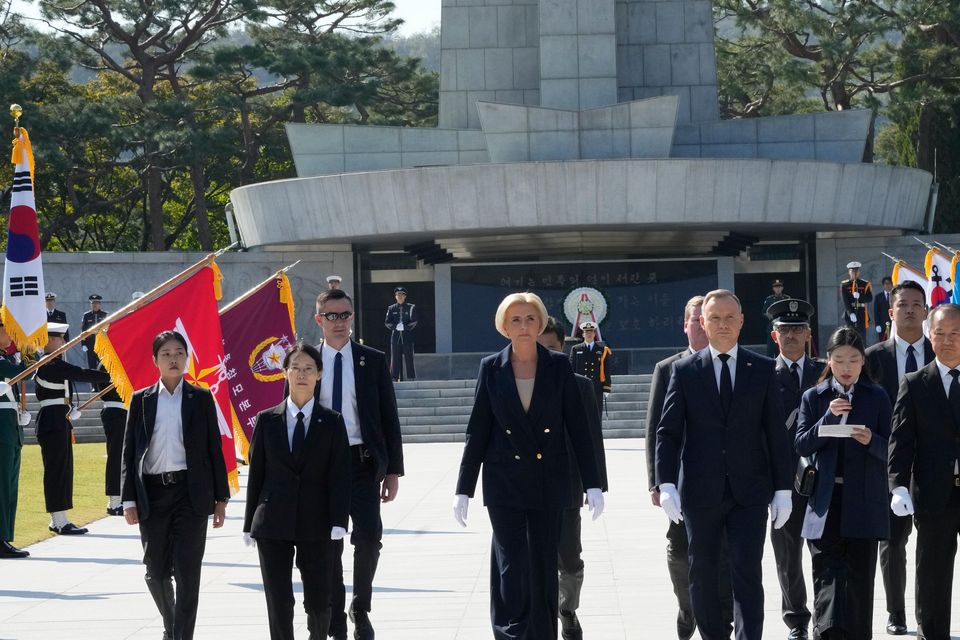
[[228, 467, 239, 495], [278, 272, 296, 334], [11, 128, 34, 185], [210, 260, 224, 300], [1, 309, 47, 353], [94, 331, 135, 405]]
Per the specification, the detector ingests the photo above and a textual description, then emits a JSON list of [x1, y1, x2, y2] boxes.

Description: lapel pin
[[746, 362, 752, 367], [360, 356, 366, 367]]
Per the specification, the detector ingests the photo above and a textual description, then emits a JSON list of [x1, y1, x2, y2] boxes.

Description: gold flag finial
[[10, 103, 22, 136]]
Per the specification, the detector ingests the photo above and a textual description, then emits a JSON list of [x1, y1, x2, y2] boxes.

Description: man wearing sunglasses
[[314, 288, 404, 640]]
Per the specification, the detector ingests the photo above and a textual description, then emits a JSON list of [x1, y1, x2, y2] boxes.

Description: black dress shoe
[[49, 523, 88, 535], [349, 609, 374, 640], [560, 610, 583, 640], [107, 506, 124, 516], [0, 541, 29, 558], [787, 626, 808, 640], [886, 611, 908, 635]]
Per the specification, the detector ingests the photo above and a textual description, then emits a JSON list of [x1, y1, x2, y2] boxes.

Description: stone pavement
[[1, 439, 956, 639]]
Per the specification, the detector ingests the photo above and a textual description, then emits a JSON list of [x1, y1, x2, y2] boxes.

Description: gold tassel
[[209, 260, 224, 301], [93, 332, 134, 404], [0, 310, 47, 352], [10, 128, 34, 185], [278, 273, 296, 333]]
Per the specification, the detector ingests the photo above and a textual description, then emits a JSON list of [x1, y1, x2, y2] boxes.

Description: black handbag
[[794, 456, 816, 497]]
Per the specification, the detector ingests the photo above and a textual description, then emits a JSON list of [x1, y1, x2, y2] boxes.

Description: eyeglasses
[[319, 311, 353, 322], [775, 325, 808, 334]]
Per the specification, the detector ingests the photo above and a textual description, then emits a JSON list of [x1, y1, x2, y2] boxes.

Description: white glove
[[849, 313, 857, 323], [453, 494, 469, 527], [17, 410, 31, 427], [0, 381, 9, 397], [891, 486, 915, 517], [853, 291, 860, 300], [396, 322, 404, 331], [82, 345, 88, 352], [585, 488, 604, 520], [330, 526, 347, 540], [876, 325, 883, 334], [603, 392, 610, 399], [12, 353, 20, 364], [68, 407, 82, 421], [770, 490, 793, 529], [659, 483, 683, 524], [242, 532, 256, 548]]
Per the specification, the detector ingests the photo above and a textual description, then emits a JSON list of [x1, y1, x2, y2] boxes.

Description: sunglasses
[[319, 311, 354, 322]]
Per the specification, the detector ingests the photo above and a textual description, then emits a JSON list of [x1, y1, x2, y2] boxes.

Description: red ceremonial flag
[[93, 262, 240, 493], [220, 272, 297, 461]]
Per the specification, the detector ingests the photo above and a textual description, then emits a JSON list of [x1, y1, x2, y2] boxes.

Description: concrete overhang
[[230, 158, 933, 250]]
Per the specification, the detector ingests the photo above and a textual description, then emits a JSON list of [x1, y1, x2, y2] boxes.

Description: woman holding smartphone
[[795, 327, 892, 639]]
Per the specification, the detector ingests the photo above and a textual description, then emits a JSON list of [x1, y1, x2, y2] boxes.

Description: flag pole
[[4, 242, 239, 386], [935, 240, 959, 254], [77, 384, 115, 411], [219, 260, 300, 315]]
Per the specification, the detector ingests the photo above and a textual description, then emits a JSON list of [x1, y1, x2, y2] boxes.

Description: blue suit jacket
[[796, 378, 891, 539], [456, 344, 601, 510], [655, 346, 792, 509]]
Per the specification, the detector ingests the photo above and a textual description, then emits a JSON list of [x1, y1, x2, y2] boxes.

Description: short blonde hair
[[495, 292, 549, 338], [702, 289, 741, 311], [683, 295, 705, 322]]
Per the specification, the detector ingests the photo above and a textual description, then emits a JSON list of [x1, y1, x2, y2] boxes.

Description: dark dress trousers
[[867, 335, 933, 619], [384, 302, 417, 381], [656, 346, 792, 640], [244, 401, 351, 640], [0, 354, 25, 542], [35, 356, 110, 512], [457, 344, 601, 640], [323, 340, 404, 627], [889, 361, 960, 640], [97, 370, 127, 497], [874, 291, 892, 341], [796, 379, 891, 638], [647, 348, 733, 640], [557, 374, 608, 615], [121, 382, 230, 640], [770, 354, 824, 632]]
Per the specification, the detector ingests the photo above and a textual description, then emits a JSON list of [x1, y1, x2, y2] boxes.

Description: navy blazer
[[655, 346, 792, 509], [865, 336, 934, 405], [456, 344, 601, 510], [796, 378, 891, 539]]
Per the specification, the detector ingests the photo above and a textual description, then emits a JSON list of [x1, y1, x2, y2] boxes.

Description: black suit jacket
[[645, 348, 692, 490], [774, 354, 825, 465], [316, 340, 403, 482], [569, 341, 612, 392], [243, 401, 351, 540], [564, 374, 608, 508], [656, 346, 791, 508], [866, 336, 935, 404], [889, 361, 960, 514], [46, 308, 68, 340], [456, 344, 601, 510], [874, 291, 892, 336], [120, 381, 230, 521]]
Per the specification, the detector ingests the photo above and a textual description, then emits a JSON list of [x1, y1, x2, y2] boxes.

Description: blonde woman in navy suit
[[453, 292, 605, 640]]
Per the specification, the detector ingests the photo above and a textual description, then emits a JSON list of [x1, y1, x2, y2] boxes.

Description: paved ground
[[1, 439, 957, 639]]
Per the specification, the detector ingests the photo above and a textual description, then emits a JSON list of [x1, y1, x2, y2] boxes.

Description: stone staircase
[[395, 374, 650, 443]]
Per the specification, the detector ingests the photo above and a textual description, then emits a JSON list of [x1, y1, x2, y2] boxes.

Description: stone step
[[394, 388, 475, 400], [399, 415, 470, 426], [397, 396, 474, 407], [394, 379, 475, 390], [603, 428, 645, 438], [603, 419, 645, 430]]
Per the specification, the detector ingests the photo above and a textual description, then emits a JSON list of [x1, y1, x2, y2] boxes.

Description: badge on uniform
[[359, 356, 366, 367]]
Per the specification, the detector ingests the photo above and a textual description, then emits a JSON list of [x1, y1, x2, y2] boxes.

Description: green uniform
[[0, 353, 26, 542]]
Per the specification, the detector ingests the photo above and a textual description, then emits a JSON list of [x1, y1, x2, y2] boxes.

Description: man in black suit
[[889, 303, 960, 640], [121, 331, 230, 640], [874, 276, 894, 343], [81, 294, 108, 369], [866, 279, 930, 635], [656, 289, 793, 640], [44, 292, 68, 339], [767, 298, 823, 640], [315, 288, 404, 640]]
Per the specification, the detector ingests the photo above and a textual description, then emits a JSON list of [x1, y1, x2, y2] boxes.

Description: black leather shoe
[[560, 610, 583, 640], [349, 609, 374, 640], [49, 523, 88, 535], [886, 611, 907, 635], [107, 506, 124, 516], [0, 541, 29, 558], [787, 627, 808, 640], [328, 613, 347, 640]]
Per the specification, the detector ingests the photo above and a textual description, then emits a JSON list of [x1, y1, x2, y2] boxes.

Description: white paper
[[819, 423, 864, 438]]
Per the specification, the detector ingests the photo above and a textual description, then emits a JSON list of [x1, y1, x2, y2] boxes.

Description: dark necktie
[[333, 352, 343, 413], [905, 345, 918, 374], [718, 353, 733, 415], [292, 411, 305, 456], [949, 370, 960, 410], [790, 361, 801, 388]]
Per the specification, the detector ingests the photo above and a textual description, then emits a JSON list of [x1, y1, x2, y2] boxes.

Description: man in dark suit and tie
[[44, 292, 68, 339], [656, 289, 793, 640], [874, 276, 894, 343], [766, 298, 823, 640], [867, 279, 931, 635], [889, 303, 960, 640], [314, 288, 404, 640], [121, 331, 230, 640]]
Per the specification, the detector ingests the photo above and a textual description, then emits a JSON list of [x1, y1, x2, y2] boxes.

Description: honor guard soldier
[[762, 279, 789, 356], [99, 370, 126, 516], [0, 318, 30, 558], [81, 294, 108, 369], [874, 277, 894, 343], [45, 292, 68, 339], [766, 298, 824, 640], [568, 321, 612, 421], [326, 275, 343, 290], [841, 261, 873, 340], [35, 322, 110, 535], [385, 286, 418, 381]]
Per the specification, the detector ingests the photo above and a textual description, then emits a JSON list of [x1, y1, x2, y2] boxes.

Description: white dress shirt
[[935, 358, 960, 474], [895, 334, 926, 378], [318, 342, 362, 446], [584, 341, 595, 351], [143, 379, 187, 474], [780, 353, 806, 374], [708, 344, 738, 390], [286, 396, 315, 451]]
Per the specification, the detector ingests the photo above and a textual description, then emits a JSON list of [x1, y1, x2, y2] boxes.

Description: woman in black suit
[[453, 292, 604, 640], [796, 327, 892, 639], [243, 342, 351, 640]]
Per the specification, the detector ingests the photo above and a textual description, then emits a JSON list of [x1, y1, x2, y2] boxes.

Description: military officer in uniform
[[99, 370, 126, 516], [568, 321, 612, 422], [35, 322, 111, 535], [0, 318, 29, 558], [874, 277, 893, 343], [81, 294, 108, 369], [841, 261, 873, 340], [385, 286, 418, 381], [762, 279, 789, 356], [767, 298, 824, 640], [45, 292, 68, 340]]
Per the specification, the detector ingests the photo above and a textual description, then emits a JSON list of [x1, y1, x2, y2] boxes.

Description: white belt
[[35, 377, 66, 391], [0, 402, 16, 410], [39, 398, 68, 408], [102, 401, 126, 410]]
